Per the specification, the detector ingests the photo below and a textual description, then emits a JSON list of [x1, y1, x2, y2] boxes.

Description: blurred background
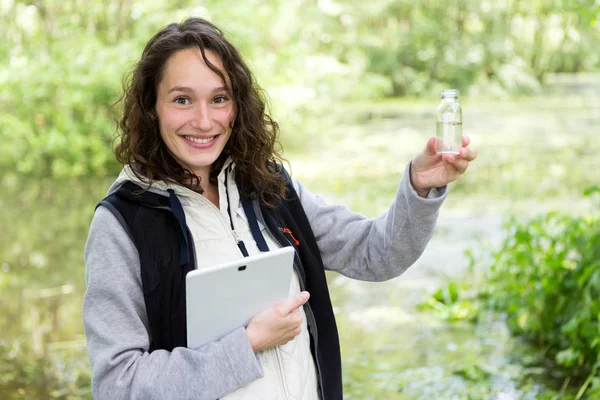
[[1, 0, 600, 398]]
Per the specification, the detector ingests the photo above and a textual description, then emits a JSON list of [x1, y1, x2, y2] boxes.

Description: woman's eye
[[174, 97, 190, 105], [213, 95, 229, 104]]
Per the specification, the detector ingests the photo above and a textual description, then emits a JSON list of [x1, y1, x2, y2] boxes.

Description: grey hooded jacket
[[82, 161, 447, 399]]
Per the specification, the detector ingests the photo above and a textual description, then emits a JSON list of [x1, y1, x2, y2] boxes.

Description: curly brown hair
[[114, 17, 288, 208]]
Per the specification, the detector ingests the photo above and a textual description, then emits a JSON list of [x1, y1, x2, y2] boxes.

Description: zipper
[[273, 347, 290, 399], [193, 194, 245, 257], [186, 227, 197, 269], [224, 165, 249, 257], [301, 294, 323, 399], [267, 220, 325, 400], [173, 165, 245, 257]]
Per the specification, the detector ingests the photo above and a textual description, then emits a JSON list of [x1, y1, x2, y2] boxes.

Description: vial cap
[[441, 89, 458, 98]]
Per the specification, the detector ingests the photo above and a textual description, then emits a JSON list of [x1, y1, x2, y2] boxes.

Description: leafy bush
[[485, 195, 599, 353], [442, 187, 600, 397]]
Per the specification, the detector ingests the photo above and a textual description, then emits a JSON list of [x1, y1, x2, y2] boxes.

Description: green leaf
[[556, 348, 583, 368]]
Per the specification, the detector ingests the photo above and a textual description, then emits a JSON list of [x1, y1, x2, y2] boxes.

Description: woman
[[83, 17, 476, 400]]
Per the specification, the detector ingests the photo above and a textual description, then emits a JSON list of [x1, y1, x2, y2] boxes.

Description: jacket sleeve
[[82, 206, 263, 400], [292, 161, 447, 281]]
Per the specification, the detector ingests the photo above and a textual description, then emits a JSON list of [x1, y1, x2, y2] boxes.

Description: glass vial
[[436, 89, 462, 155]]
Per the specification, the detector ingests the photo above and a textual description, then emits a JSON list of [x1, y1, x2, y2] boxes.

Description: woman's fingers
[[459, 146, 477, 161], [425, 137, 438, 155], [461, 135, 471, 147], [459, 136, 477, 161], [276, 291, 309, 315], [443, 154, 469, 173]]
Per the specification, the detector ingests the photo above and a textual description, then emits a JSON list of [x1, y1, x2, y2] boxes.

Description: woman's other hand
[[410, 136, 478, 197], [245, 291, 310, 353]]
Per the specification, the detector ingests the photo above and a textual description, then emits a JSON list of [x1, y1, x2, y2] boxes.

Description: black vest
[[98, 174, 342, 399]]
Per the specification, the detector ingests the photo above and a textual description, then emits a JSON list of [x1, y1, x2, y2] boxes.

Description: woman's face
[[155, 48, 234, 180]]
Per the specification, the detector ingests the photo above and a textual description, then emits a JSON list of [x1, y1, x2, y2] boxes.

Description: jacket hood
[[107, 157, 234, 198]]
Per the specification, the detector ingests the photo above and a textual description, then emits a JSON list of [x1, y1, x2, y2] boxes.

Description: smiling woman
[[155, 48, 234, 206], [114, 18, 287, 208], [82, 16, 475, 400]]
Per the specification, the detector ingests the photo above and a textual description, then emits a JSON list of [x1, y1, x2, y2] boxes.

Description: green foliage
[[1, 0, 600, 179], [421, 187, 600, 396], [317, 0, 600, 97], [0, 0, 371, 178], [419, 281, 480, 322], [466, 189, 600, 396], [452, 364, 492, 382]]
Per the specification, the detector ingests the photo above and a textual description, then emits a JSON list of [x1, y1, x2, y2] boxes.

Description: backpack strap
[[238, 163, 296, 253], [240, 195, 269, 252], [97, 182, 191, 268], [97, 197, 134, 243]]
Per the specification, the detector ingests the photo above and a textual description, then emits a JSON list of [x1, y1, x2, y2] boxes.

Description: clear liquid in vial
[[436, 121, 462, 155]]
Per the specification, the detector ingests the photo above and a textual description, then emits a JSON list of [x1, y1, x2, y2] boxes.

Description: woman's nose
[[190, 104, 213, 131]]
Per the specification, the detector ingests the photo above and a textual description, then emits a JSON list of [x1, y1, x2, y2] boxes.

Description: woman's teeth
[[185, 136, 215, 144]]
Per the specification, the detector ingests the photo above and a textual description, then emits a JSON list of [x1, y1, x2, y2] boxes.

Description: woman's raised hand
[[410, 136, 478, 197]]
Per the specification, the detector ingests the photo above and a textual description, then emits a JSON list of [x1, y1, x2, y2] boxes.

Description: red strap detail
[[282, 228, 300, 246]]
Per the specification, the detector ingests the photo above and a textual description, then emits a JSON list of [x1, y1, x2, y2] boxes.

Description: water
[[436, 121, 462, 155]]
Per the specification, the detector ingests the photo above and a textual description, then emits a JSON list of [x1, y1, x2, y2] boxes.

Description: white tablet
[[186, 246, 295, 350]]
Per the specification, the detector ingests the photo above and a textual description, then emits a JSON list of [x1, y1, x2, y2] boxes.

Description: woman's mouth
[[184, 135, 216, 144], [182, 135, 220, 149]]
